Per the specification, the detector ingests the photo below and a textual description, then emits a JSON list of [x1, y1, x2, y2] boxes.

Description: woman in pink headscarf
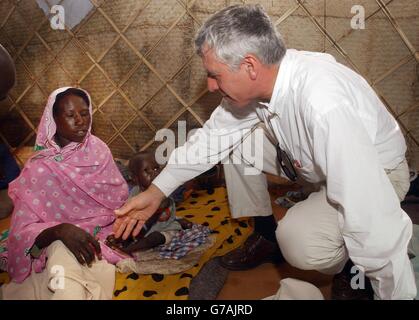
[[1, 87, 129, 299]]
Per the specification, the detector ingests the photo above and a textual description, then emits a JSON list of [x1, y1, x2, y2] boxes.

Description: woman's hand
[[34, 223, 102, 266], [55, 223, 102, 266], [113, 184, 165, 240]]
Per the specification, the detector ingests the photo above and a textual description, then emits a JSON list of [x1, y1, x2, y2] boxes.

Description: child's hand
[[104, 234, 133, 258], [120, 232, 165, 253], [177, 218, 193, 229]]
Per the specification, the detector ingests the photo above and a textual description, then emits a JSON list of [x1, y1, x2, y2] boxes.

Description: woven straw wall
[[0, 0, 418, 170]]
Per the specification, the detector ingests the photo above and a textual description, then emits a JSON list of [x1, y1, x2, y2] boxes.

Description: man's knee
[[276, 214, 346, 274], [275, 218, 314, 270]]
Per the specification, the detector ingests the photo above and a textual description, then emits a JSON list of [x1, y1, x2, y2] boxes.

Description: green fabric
[[0, 229, 8, 253], [33, 145, 45, 151]]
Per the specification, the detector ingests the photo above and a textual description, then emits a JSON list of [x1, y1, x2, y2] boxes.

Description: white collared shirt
[[154, 49, 406, 194], [154, 49, 416, 299]]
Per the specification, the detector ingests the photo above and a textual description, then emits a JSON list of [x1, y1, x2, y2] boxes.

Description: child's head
[[52, 88, 91, 147], [129, 151, 161, 190]]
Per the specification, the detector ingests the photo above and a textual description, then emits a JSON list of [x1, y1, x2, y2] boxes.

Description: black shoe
[[220, 233, 284, 271], [331, 260, 374, 300]]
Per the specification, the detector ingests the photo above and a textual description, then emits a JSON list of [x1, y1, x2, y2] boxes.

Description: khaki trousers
[[1, 240, 115, 300], [223, 128, 411, 276]]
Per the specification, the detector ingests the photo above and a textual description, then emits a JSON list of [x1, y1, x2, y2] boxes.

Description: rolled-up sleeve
[[153, 101, 261, 196]]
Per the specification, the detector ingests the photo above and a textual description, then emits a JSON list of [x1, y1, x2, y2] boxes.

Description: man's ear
[[242, 54, 259, 80]]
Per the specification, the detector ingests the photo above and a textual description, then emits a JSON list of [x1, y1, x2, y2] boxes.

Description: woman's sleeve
[[7, 199, 60, 283]]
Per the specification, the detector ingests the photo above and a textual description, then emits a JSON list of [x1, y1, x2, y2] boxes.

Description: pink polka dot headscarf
[[6, 87, 129, 283]]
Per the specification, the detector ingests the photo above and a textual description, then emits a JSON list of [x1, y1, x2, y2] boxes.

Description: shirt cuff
[[152, 170, 184, 197]]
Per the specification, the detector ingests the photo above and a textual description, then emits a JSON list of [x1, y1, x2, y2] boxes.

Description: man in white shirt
[[114, 4, 416, 299]]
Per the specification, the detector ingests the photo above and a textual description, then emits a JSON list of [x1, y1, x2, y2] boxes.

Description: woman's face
[[54, 94, 91, 147]]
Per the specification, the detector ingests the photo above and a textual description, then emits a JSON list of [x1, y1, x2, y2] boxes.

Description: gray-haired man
[[114, 5, 416, 300]]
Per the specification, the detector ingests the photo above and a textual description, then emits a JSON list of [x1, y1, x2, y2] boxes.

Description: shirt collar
[[258, 49, 295, 116]]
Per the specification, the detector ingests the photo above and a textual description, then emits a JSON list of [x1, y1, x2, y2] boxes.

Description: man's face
[[54, 94, 91, 145], [202, 48, 255, 108]]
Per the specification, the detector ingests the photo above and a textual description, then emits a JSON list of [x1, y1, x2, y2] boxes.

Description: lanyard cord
[[231, 122, 278, 174], [204, 109, 282, 172]]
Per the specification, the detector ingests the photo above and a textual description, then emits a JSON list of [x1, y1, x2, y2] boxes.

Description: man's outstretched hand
[[113, 184, 165, 240]]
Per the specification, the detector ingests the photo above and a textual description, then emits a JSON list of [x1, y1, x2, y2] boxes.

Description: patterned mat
[[113, 187, 253, 300]]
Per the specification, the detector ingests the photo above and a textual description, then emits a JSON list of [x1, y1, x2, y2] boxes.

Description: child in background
[[106, 151, 192, 254]]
